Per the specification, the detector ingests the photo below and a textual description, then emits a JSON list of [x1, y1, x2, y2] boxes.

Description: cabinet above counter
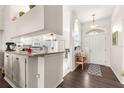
[[11, 5, 63, 38], [12, 6, 44, 37]]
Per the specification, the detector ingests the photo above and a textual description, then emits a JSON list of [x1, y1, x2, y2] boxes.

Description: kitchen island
[[4, 51, 64, 88]]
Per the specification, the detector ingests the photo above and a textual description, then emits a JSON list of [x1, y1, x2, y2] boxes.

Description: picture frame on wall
[[112, 31, 118, 46]]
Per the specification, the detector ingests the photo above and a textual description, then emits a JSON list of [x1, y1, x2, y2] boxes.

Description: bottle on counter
[[27, 47, 32, 54]]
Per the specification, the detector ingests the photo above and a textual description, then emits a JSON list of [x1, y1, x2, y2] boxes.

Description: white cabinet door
[[12, 55, 27, 88], [13, 5, 44, 37], [0, 10, 4, 31], [44, 5, 63, 35], [4, 53, 13, 79]]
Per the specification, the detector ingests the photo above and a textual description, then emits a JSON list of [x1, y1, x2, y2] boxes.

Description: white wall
[[62, 6, 71, 76], [69, 11, 82, 71], [1, 6, 15, 50], [63, 6, 82, 74], [0, 31, 3, 50], [111, 6, 124, 84], [63, 6, 71, 48], [81, 17, 111, 66]]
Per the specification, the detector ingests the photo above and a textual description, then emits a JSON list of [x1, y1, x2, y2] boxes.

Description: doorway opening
[[84, 31, 106, 66]]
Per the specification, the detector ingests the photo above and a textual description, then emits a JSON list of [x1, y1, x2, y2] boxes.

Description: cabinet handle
[[36, 74, 40, 78], [25, 58, 27, 88], [16, 58, 19, 60]]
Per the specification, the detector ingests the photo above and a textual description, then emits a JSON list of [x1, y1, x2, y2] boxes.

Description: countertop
[[5, 51, 64, 57]]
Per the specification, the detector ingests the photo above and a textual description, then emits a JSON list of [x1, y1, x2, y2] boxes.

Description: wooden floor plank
[[1, 63, 124, 88], [0, 69, 12, 88], [59, 63, 124, 88]]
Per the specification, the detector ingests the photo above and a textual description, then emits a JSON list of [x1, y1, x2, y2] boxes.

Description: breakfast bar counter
[[4, 51, 64, 88], [5, 51, 64, 56]]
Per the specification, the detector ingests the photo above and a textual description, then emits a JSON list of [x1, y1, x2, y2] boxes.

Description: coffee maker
[[6, 42, 16, 51]]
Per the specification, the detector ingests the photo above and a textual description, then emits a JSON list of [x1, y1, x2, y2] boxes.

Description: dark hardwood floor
[[0, 69, 12, 88], [1, 63, 124, 88], [59, 63, 124, 88]]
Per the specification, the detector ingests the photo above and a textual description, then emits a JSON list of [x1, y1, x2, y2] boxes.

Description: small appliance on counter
[[31, 45, 48, 54], [31, 47, 41, 53], [6, 42, 16, 51]]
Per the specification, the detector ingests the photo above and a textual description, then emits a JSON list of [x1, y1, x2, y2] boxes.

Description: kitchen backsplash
[[11, 33, 65, 52]]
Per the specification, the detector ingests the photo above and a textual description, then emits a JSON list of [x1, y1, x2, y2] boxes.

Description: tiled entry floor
[[59, 63, 124, 88]]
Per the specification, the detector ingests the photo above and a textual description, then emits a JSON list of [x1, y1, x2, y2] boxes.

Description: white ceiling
[[68, 5, 115, 23]]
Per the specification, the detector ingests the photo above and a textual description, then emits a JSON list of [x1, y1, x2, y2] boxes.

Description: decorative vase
[[19, 11, 25, 16], [29, 5, 36, 9]]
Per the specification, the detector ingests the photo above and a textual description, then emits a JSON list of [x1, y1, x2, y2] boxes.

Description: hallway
[[59, 63, 124, 88]]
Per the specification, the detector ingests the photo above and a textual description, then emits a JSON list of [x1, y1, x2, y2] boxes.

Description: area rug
[[87, 64, 102, 77]]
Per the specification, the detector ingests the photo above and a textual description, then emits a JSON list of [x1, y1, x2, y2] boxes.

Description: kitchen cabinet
[[4, 51, 63, 88], [13, 5, 44, 37], [4, 53, 13, 80], [0, 51, 4, 69], [4, 52, 27, 88], [0, 10, 4, 31], [44, 5, 63, 35], [11, 5, 63, 38], [27, 56, 38, 88], [12, 54, 27, 88], [4, 52, 37, 88]]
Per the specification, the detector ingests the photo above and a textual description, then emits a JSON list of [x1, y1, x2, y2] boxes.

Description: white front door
[[85, 34, 106, 65]]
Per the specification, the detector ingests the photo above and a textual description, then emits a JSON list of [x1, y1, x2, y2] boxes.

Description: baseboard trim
[[85, 62, 110, 67], [71, 64, 80, 72], [55, 79, 63, 88], [110, 66, 124, 84], [63, 69, 71, 77], [4, 76, 17, 88]]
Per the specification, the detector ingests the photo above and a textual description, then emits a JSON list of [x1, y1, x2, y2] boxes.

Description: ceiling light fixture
[[91, 14, 98, 28], [86, 14, 105, 34]]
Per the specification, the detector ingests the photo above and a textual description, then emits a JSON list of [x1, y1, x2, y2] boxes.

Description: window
[[73, 19, 81, 47]]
